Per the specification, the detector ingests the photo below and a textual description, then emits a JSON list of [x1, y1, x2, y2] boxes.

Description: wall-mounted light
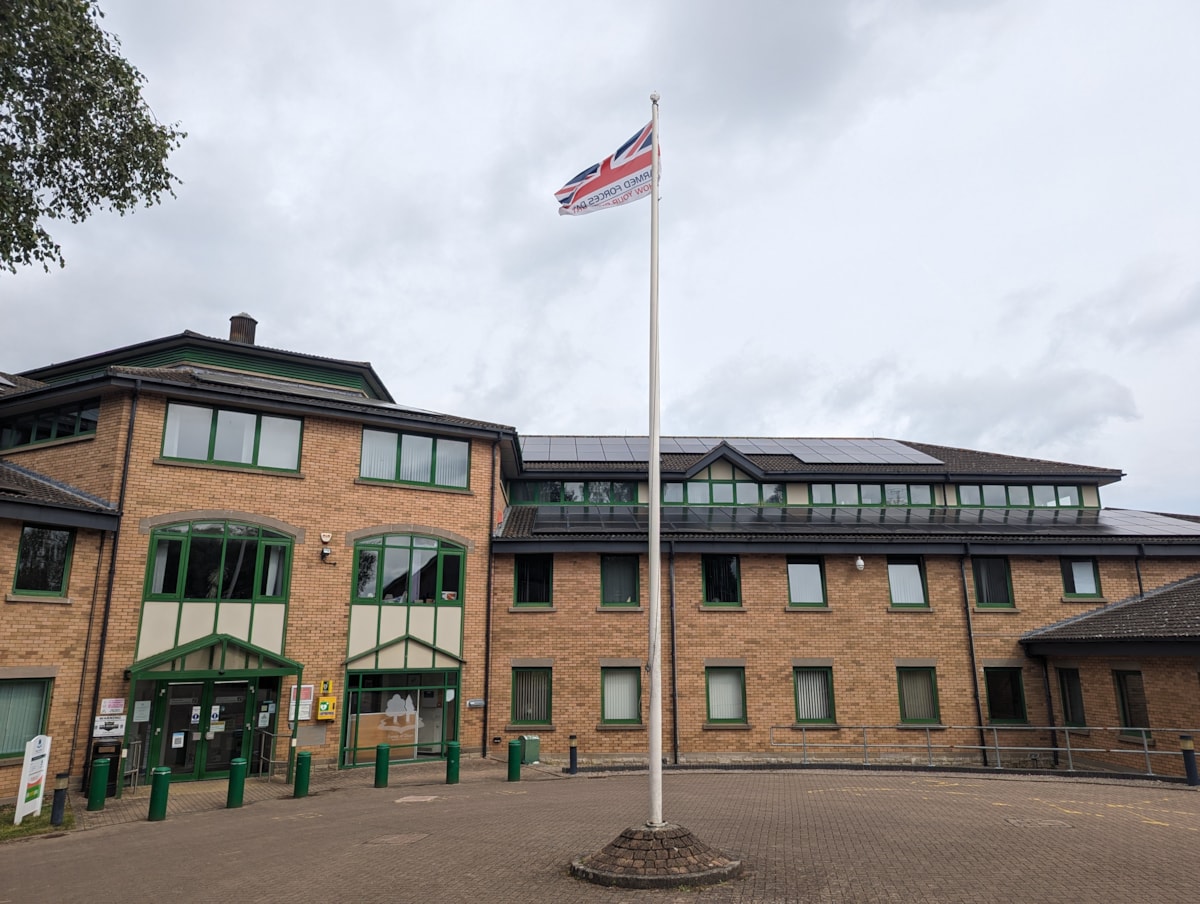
[[320, 547, 332, 560], [855, 555, 865, 572]]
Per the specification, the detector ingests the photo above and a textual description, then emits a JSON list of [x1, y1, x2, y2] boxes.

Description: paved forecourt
[[3, 760, 1199, 903]]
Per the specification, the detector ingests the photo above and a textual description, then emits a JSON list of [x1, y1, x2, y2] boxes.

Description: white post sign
[[14, 735, 51, 826]]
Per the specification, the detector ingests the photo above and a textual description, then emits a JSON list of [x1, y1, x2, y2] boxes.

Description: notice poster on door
[[289, 684, 314, 722]]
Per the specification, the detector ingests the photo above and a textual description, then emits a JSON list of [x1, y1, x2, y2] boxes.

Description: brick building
[[3, 318, 1199, 798]]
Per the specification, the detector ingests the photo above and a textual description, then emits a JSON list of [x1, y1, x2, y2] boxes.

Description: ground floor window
[[601, 667, 641, 723], [1058, 667, 1086, 726], [511, 668, 551, 725], [344, 669, 460, 765], [705, 667, 746, 723], [794, 667, 834, 722], [983, 668, 1027, 723], [0, 679, 50, 756], [1114, 670, 1149, 737], [897, 667, 939, 723]]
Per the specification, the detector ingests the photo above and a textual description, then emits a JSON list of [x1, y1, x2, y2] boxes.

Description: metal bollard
[[227, 757, 247, 808], [147, 766, 171, 821], [1181, 735, 1199, 786], [445, 741, 460, 785], [294, 750, 312, 798], [374, 744, 390, 788], [86, 758, 110, 812], [569, 734, 578, 775], [51, 772, 70, 826], [507, 738, 521, 782]]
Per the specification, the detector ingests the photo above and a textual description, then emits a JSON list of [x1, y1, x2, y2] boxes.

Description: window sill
[[785, 605, 831, 612], [504, 724, 555, 733], [596, 606, 643, 612], [697, 604, 746, 612], [974, 606, 1019, 613], [1117, 733, 1154, 747], [702, 722, 752, 731], [897, 723, 946, 731], [6, 594, 72, 605], [0, 755, 24, 767], [596, 723, 646, 732], [1061, 595, 1106, 604], [508, 606, 555, 613], [154, 458, 305, 479], [888, 606, 933, 613], [353, 478, 473, 495], [788, 723, 840, 730]]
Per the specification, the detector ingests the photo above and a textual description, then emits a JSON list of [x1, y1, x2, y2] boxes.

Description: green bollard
[[86, 758, 110, 812], [507, 738, 521, 782], [374, 744, 390, 788], [294, 750, 311, 798], [147, 766, 171, 821], [445, 741, 460, 785], [227, 757, 247, 808]]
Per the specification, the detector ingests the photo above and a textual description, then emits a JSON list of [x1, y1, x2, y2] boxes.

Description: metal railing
[[254, 729, 289, 781], [767, 723, 1200, 777]]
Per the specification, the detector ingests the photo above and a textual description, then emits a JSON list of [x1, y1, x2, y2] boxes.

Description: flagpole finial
[[651, 92, 660, 103]]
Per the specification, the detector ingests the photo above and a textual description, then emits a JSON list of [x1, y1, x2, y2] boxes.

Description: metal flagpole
[[646, 92, 663, 828]]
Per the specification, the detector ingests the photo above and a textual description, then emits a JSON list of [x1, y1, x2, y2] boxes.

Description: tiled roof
[[1022, 574, 1200, 642], [0, 460, 116, 514], [0, 372, 45, 396]]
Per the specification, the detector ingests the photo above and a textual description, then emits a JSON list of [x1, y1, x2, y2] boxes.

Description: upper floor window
[[145, 521, 291, 602], [1061, 557, 1101, 597], [353, 534, 463, 605], [14, 525, 74, 596], [360, 429, 468, 489], [887, 556, 928, 607], [514, 553, 553, 606], [600, 555, 639, 607], [162, 402, 301, 471], [663, 479, 785, 506], [810, 483, 933, 506], [787, 556, 826, 607], [511, 481, 636, 504], [702, 554, 741, 606], [972, 557, 1013, 608], [0, 398, 100, 450], [957, 484, 1085, 508]]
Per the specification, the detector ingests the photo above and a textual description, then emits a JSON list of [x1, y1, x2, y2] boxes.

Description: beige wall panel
[[406, 641, 433, 668], [433, 652, 459, 668], [347, 653, 375, 670], [347, 605, 378, 658], [250, 603, 284, 653], [137, 602, 180, 660], [436, 607, 462, 657], [216, 602, 252, 640], [409, 606, 436, 647], [379, 606, 406, 645], [710, 461, 732, 479], [178, 602, 216, 645], [378, 641, 406, 669]]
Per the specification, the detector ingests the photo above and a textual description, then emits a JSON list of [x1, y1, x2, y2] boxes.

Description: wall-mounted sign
[[466, 699, 486, 709], [93, 715, 126, 738], [133, 700, 152, 723], [289, 684, 314, 721], [100, 698, 125, 715], [316, 695, 336, 721]]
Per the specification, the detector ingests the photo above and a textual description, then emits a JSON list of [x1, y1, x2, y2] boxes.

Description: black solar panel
[[518, 436, 943, 465]]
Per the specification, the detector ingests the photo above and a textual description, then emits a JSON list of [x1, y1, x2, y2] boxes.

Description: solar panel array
[[518, 436, 942, 465], [526, 505, 1200, 538]]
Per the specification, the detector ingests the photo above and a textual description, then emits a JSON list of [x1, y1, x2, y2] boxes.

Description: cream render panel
[[379, 606, 406, 644], [178, 602, 217, 645], [137, 601, 179, 660], [408, 605, 436, 648], [216, 602, 252, 639], [436, 607, 462, 658], [250, 602, 285, 653], [347, 605, 377, 659]]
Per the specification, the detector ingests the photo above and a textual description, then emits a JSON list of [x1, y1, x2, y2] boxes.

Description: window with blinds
[[601, 668, 641, 723], [897, 667, 939, 723], [511, 668, 551, 724], [705, 667, 746, 723], [794, 668, 834, 722]]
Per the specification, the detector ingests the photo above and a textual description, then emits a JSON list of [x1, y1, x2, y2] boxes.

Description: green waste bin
[[519, 735, 540, 765]]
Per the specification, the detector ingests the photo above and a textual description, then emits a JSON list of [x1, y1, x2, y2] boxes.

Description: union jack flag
[[555, 122, 656, 216]]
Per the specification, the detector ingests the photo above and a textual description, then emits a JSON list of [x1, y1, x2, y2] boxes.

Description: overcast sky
[[6, 1, 1199, 513]]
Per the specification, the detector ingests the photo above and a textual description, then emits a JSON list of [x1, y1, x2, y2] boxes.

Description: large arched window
[[352, 534, 463, 605], [144, 521, 292, 602]]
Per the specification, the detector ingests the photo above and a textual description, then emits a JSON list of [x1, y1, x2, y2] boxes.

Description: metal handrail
[[767, 723, 1200, 776], [254, 729, 288, 781]]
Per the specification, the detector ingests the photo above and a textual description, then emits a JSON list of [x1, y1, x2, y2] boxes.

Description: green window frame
[[701, 554, 741, 606], [144, 521, 292, 602], [705, 667, 746, 723], [601, 667, 641, 724], [786, 556, 826, 607], [794, 667, 835, 723], [162, 402, 302, 471], [957, 484, 1085, 508], [1114, 670, 1150, 738], [1061, 557, 1101, 597], [353, 534, 464, 604], [1058, 667, 1086, 727], [13, 525, 74, 596], [600, 555, 639, 607], [0, 679, 52, 757], [897, 667, 940, 723], [812, 483, 933, 506], [887, 556, 928, 607], [510, 480, 637, 504], [359, 428, 470, 489], [514, 553, 553, 606], [972, 557, 1013, 607], [512, 668, 551, 725], [983, 668, 1028, 723], [0, 398, 100, 450], [662, 480, 785, 506]]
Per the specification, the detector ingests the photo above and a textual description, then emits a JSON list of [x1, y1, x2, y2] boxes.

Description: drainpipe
[[1134, 543, 1145, 596], [668, 540, 679, 765], [1036, 655, 1060, 768], [86, 381, 139, 780], [958, 547, 987, 765], [481, 438, 499, 758], [69, 531, 108, 778]]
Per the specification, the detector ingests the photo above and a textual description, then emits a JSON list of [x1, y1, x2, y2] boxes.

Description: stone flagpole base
[[571, 822, 743, 889]]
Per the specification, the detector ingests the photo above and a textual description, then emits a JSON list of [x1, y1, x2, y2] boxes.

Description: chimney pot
[[229, 313, 258, 344]]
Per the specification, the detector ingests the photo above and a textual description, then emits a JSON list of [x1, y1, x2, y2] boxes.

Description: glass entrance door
[[204, 681, 251, 774], [155, 680, 255, 780], [159, 682, 204, 778]]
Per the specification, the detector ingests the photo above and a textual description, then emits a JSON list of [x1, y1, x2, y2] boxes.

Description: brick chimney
[[229, 312, 258, 344]]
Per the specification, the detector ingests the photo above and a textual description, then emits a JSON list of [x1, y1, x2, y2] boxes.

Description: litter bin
[[519, 735, 540, 765], [86, 740, 122, 797]]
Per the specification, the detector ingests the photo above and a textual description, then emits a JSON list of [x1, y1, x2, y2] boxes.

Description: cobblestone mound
[[570, 822, 743, 889]]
